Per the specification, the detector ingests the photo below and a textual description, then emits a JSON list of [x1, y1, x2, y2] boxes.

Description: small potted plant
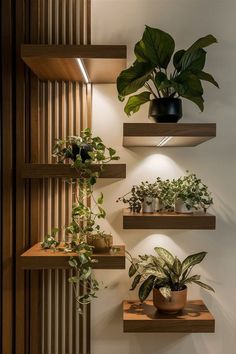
[[42, 129, 120, 312], [117, 25, 218, 122], [127, 247, 214, 314], [172, 172, 213, 213]]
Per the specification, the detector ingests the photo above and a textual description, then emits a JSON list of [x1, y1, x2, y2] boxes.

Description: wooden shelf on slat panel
[[123, 300, 215, 333], [21, 44, 127, 83], [20, 243, 125, 270], [123, 123, 216, 147], [123, 209, 216, 230], [21, 163, 126, 179]]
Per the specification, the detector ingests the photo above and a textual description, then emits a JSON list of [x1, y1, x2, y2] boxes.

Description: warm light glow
[[158, 136, 173, 146], [77, 58, 90, 83]]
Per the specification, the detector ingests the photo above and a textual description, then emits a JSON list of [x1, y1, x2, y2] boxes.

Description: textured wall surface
[[91, 1, 236, 353]]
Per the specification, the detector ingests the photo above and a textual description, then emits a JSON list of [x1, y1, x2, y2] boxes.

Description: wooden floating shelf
[[123, 300, 215, 333], [20, 243, 125, 270], [21, 163, 126, 179], [123, 209, 216, 230], [123, 123, 216, 147], [21, 44, 127, 83]]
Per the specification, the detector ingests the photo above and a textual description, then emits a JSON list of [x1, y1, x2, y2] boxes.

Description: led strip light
[[77, 58, 90, 84], [158, 136, 173, 146]]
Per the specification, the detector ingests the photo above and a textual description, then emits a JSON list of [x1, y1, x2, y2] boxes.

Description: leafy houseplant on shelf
[[117, 25, 219, 122], [127, 247, 214, 314], [41, 128, 120, 313], [172, 172, 213, 213]]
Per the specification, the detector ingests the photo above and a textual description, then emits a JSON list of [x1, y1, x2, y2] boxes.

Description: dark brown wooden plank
[[123, 123, 216, 147], [21, 44, 127, 83], [21, 163, 126, 179], [123, 300, 215, 333], [123, 209, 216, 230], [20, 243, 126, 269]]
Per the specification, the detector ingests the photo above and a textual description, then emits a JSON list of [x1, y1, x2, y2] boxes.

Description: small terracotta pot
[[87, 234, 113, 253], [153, 287, 187, 314], [175, 199, 193, 214]]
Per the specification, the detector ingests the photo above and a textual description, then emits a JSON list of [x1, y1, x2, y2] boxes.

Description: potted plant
[[117, 25, 218, 122], [172, 172, 213, 213], [127, 247, 214, 314], [157, 178, 175, 212], [116, 180, 159, 213], [42, 128, 120, 312]]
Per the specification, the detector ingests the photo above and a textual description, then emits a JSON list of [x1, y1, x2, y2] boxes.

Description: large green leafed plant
[[117, 25, 218, 116], [127, 247, 214, 302]]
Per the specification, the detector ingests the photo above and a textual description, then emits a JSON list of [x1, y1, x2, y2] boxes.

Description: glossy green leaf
[[197, 71, 219, 87], [130, 274, 142, 290], [117, 61, 154, 97], [124, 91, 151, 116], [173, 49, 186, 71], [192, 280, 215, 292], [138, 275, 155, 302], [137, 25, 175, 69], [128, 263, 137, 277], [97, 193, 104, 205], [154, 247, 175, 267], [182, 95, 204, 111], [187, 34, 217, 52], [182, 251, 207, 274], [154, 72, 167, 88], [172, 257, 182, 276]]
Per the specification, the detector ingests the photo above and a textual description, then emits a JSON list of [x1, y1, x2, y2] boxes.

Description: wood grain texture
[[123, 300, 215, 333], [21, 44, 127, 83], [20, 243, 126, 269], [123, 123, 216, 147], [21, 163, 126, 178], [123, 209, 216, 230]]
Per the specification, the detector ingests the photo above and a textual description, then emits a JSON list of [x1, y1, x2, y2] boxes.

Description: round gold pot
[[153, 287, 187, 314], [87, 234, 113, 253]]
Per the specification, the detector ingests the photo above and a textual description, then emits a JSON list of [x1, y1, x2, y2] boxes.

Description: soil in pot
[[153, 287, 187, 314], [71, 143, 93, 163], [149, 98, 182, 123], [87, 234, 113, 253], [175, 199, 193, 214]]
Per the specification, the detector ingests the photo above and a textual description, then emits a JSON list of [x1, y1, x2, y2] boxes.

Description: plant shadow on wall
[[127, 247, 214, 314], [117, 171, 213, 214], [117, 25, 219, 122], [41, 128, 120, 313]]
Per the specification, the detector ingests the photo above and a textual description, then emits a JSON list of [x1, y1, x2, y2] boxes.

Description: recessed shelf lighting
[[158, 136, 173, 146], [77, 58, 90, 83]]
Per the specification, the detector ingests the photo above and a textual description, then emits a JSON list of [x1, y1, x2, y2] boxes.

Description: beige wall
[[91, 1, 236, 353]]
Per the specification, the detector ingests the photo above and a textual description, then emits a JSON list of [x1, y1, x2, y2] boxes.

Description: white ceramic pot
[[155, 198, 163, 212], [142, 197, 155, 213], [175, 199, 193, 214]]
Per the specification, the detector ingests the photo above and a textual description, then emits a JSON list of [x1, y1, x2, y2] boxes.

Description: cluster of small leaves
[[117, 172, 213, 213], [41, 129, 120, 313], [53, 128, 120, 186], [172, 171, 213, 211], [127, 247, 214, 302], [41, 228, 60, 249], [117, 25, 219, 116]]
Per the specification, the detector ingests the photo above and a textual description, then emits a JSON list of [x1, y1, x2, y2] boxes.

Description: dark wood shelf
[[123, 209, 216, 230], [21, 44, 127, 83], [21, 163, 126, 179], [20, 243, 125, 270], [123, 123, 216, 147], [123, 300, 215, 333]]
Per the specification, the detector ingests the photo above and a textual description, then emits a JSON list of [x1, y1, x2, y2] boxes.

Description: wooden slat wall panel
[[34, 1, 91, 353]]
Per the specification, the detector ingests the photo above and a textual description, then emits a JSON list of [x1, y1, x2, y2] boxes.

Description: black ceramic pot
[[149, 98, 182, 123], [71, 143, 93, 163]]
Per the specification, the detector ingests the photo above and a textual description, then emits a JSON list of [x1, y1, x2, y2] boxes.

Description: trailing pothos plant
[[127, 247, 214, 302], [41, 128, 120, 313], [117, 25, 219, 116]]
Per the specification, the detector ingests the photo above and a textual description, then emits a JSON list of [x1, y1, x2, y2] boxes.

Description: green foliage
[[41, 129, 119, 313], [127, 247, 214, 302], [117, 25, 218, 115], [116, 171, 213, 213]]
